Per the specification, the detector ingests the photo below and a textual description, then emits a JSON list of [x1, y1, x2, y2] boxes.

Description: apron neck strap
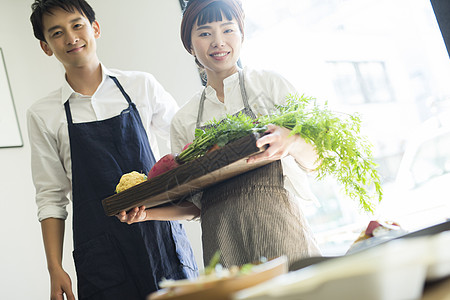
[[196, 89, 207, 128], [109, 76, 132, 104], [64, 100, 73, 125], [238, 69, 251, 110], [196, 69, 253, 128]]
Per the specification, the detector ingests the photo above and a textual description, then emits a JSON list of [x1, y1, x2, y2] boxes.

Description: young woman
[[119, 0, 321, 270]]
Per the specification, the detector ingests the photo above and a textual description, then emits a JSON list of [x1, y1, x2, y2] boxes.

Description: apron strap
[[196, 69, 256, 128], [109, 76, 133, 105], [196, 88, 207, 128], [64, 101, 74, 125], [238, 70, 257, 119]]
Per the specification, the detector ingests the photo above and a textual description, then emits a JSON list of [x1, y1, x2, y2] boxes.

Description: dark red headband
[[180, 0, 244, 53]]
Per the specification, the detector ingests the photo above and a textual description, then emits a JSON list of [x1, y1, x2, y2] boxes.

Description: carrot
[[207, 144, 220, 153]]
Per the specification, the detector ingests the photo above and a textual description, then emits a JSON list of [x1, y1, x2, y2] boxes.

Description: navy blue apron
[[64, 76, 198, 300]]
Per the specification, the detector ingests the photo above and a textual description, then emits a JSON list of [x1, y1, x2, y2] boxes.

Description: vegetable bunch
[[176, 113, 267, 163], [177, 94, 382, 213]]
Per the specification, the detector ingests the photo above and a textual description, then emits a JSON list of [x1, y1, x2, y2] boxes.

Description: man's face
[[40, 8, 100, 69]]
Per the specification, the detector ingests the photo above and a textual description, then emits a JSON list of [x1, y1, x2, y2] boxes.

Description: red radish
[[365, 221, 381, 236], [148, 154, 180, 179], [182, 142, 192, 151]]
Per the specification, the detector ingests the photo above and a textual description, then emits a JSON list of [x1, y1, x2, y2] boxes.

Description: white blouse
[[170, 67, 317, 206], [27, 64, 178, 221]]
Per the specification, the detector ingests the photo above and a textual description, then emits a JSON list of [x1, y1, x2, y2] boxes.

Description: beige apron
[[197, 70, 320, 269]]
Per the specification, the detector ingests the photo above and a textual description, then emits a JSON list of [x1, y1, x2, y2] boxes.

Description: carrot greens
[[177, 94, 382, 213]]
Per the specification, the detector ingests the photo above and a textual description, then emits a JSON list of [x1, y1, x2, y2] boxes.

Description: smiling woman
[[162, 0, 324, 271]]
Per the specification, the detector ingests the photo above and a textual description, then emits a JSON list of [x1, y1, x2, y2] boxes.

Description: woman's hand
[[247, 124, 296, 163], [116, 206, 147, 224], [116, 203, 201, 223], [247, 124, 319, 170]]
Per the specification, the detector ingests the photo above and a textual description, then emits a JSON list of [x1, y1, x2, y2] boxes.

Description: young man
[[27, 1, 198, 299]]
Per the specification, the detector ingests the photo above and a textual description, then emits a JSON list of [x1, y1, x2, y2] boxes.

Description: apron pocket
[[73, 234, 126, 298]]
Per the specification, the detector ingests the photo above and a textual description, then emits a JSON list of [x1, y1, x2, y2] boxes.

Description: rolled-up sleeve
[[27, 109, 70, 221]]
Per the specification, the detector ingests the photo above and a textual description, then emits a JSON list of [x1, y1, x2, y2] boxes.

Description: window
[[410, 132, 450, 186], [327, 61, 394, 105], [241, 0, 450, 254]]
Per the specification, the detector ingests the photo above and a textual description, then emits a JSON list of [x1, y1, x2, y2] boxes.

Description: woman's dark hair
[[30, 0, 96, 42], [180, 0, 245, 54]]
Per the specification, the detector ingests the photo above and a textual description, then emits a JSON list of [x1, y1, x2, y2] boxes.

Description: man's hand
[[49, 267, 75, 300]]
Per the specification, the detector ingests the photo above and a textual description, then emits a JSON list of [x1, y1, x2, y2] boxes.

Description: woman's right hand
[[116, 206, 147, 224], [49, 267, 75, 300]]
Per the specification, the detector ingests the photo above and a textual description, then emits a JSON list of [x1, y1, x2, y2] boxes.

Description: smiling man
[[27, 1, 198, 299]]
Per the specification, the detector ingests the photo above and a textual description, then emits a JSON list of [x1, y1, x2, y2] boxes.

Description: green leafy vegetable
[[238, 263, 255, 275], [176, 113, 266, 163], [204, 250, 221, 275], [262, 94, 382, 212], [177, 94, 382, 213]]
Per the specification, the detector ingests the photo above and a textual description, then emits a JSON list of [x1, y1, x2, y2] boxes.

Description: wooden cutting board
[[102, 133, 269, 216]]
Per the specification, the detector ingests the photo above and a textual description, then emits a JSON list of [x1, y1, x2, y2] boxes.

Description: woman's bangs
[[196, 3, 234, 26]]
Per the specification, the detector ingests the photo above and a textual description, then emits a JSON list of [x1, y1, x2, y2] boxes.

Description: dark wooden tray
[[102, 133, 269, 216]]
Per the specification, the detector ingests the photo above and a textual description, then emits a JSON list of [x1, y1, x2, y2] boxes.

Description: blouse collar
[[203, 69, 241, 99]]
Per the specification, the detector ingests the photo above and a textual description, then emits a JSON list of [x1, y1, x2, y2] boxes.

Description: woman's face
[[190, 13, 242, 79]]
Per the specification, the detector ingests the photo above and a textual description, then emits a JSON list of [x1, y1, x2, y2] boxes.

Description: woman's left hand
[[248, 124, 319, 170], [247, 124, 297, 164]]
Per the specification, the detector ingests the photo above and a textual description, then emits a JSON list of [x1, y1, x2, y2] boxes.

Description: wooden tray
[[102, 133, 269, 216]]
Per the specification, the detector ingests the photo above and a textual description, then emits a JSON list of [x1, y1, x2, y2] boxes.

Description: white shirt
[[170, 67, 317, 206], [27, 64, 178, 221]]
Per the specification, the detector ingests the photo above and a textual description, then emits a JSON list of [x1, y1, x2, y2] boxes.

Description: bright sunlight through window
[[240, 0, 450, 255]]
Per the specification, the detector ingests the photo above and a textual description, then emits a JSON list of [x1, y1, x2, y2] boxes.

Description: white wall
[[0, 1, 203, 299]]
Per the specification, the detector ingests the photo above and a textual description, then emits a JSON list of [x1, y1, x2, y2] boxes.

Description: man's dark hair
[[30, 0, 96, 42]]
